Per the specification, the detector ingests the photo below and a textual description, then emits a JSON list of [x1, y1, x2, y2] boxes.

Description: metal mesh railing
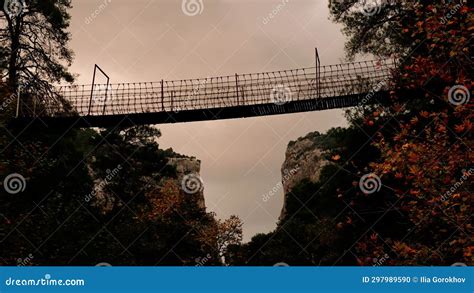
[[21, 59, 395, 118]]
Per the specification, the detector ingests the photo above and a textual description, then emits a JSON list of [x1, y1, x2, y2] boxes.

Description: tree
[[328, 0, 469, 60], [0, 0, 74, 112], [0, 123, 231, 266], [354, 2, 473, 265], [330, 0, 473, 265], [216, 215, 243, 262], [328, 0, 413, 58], [232, 0, 472, 266]]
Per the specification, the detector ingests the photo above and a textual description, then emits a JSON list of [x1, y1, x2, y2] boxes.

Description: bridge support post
[[88, 65, 97, 116], [235, 74, 239, 106], [161, 79, 164, 111], [102, 78, 110, 115], [315, 48, 320, 98], [88, 64, 110, 116]]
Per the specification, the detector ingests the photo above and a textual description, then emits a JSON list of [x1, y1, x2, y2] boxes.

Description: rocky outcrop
[[167, 157, 206, 210], [279, 132, 330, 220], [87, 156, 206, 212]]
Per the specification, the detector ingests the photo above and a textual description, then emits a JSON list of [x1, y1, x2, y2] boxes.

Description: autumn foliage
[[353, 2, 473, 265]]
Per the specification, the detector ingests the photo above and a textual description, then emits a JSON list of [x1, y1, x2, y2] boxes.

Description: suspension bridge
[[13, 52, 395, 128]]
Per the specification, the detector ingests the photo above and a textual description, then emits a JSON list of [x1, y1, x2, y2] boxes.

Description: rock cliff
[[167, 157, 206, 209], [279, 132, 330, 220]]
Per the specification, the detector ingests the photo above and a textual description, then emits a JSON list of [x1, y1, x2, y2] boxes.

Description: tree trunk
[[8, 20, 21, 94]]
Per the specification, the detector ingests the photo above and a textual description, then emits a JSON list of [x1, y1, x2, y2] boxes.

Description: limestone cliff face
[[167, 157, 206, 210], [279, 132, 330, 220]]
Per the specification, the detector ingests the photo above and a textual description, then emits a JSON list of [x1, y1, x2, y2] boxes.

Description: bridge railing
[[19, 59, 394, 119]]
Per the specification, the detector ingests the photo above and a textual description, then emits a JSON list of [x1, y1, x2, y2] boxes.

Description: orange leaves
[[407, 152, 420, 164], [391, 103, 405, 114], [401, 143, 411, 150], [454, 124, 465, 133], [143, 179, 184, 221], [393, 241, 417, 256], [346, 216, 353, 225], [395, 172, 404, 179], [409, 189, 421, 197], [464, 246, 474, 258], [357, 242, 368, 253], [370, 233, 378, 242], [351, 2, 473, 266], [419, 111, 430, 119], [459, 6, 469, 14], [332, 154, 341, 161], [436, 124, 447, 133], [454, 120, 473, 133]]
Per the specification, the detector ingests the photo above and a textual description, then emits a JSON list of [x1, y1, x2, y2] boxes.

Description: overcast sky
[[69, 0, 350, 241]]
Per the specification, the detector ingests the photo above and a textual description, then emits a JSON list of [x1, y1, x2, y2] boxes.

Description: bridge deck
[[13, 59, 394, 128], [16, 92, 391, 128]]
